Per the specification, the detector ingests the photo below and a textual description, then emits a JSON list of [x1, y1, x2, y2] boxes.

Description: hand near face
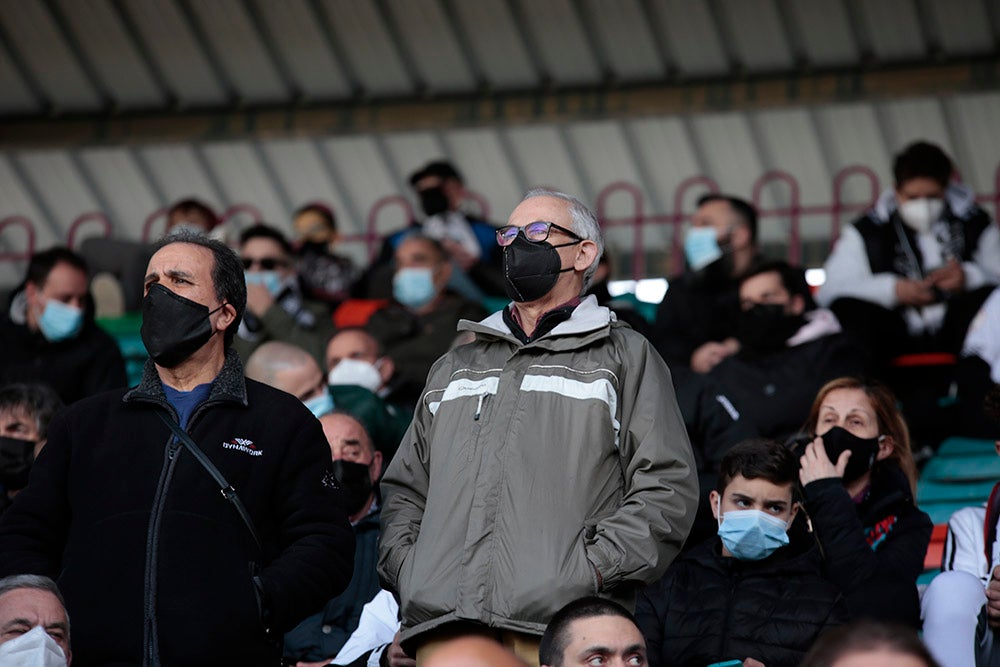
[[799, 438, 850, 486], [743, 659, 766, 667], [246, 282, 276, 317], [928, 259, 966, 293], [894, 278, 936, 307], [690, 338, 740, 374]]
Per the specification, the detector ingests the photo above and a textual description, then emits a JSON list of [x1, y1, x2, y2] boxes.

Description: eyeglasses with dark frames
[[496, 221, 582, 247]]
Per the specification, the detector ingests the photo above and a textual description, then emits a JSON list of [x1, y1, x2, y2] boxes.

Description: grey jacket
[[378, 295, 699, 641]]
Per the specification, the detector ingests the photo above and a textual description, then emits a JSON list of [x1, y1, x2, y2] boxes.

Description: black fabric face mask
[[0, 436, 35, 490], [332, 459, 374, 517], [419, 187, 450, 217], [821, 426, 882, 483], [737, 303, 804, 353], [502, 235, 579, 303], [141, 284, 225, 369]]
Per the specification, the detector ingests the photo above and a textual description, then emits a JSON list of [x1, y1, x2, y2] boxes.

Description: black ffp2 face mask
[[419, 187, 449, 217], [820, 426, 882, 483], [141, 284, 225, 368], [502, 235, 580, 303], [737, 303, 805, 353], [0, 436, 34, 490], [332, 459, 375, 517]]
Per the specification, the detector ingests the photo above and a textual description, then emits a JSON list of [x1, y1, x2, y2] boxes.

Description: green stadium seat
[[921, 455, 1000, 482], [917, 478, 996, 504], [936, 437, 997, 457]]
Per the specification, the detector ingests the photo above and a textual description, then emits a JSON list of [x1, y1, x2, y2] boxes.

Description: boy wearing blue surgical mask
[[635, 438, 849, 667]]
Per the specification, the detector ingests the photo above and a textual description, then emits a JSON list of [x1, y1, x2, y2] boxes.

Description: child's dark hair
[[717, 438, 799, 495]]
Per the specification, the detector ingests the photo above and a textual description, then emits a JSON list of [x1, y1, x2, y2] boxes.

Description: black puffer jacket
[[803, 462, 932, 628], [0, 350, 355, 667], [635, 538, 849, 667]]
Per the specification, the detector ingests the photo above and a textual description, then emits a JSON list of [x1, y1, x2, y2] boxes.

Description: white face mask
[[0, 625, 69, 667], [898, 197, 944, 233], [327, 358, 383, 393]]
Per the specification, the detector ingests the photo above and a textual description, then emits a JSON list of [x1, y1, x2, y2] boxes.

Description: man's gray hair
[[521, 188, 605, 292], [0, 574, 70, 636]]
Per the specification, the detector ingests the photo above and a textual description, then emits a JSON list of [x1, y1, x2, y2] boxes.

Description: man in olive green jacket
[[378, 189, 699, 664]]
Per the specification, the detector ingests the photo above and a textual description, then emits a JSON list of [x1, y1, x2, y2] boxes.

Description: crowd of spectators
[[0, 143, 996, 666]]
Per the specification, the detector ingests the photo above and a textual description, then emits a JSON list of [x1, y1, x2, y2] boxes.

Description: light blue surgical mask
[[245, 271, 284, 297], [684, 227, 724, 271], [717, 499, 790, 561], [303, 386, 334, 419], [38, 299, 84, 342], [393, 267, 436, 309]]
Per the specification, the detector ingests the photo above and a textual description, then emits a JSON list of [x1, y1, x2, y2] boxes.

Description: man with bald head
[[246, 340, 334, 419], [0, 230, 354, 666], [365, 234, 486, 393], [379, 189, 697, 665], [285, 412, 384, 666]]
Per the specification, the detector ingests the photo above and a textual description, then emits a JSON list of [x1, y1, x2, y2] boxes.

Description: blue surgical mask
[[245, 271, 284, 297], [684, 227, 723, 271], [38, 299, 84, 342], [303, 387, 334, 418], [393, 267, 436, 308], [717, 499, 790, 561]]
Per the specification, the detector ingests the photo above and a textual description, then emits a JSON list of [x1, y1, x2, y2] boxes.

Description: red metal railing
[[0, 216, 36, 262], [2, 164, 999, 281], [66, 212, 112, 249]]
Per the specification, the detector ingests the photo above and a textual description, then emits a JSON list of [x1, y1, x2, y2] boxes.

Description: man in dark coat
[[636, 438, 848, 667], [0, 247, 125, 405], [0, 230, 355, 667], [652, 194, 761, 374]]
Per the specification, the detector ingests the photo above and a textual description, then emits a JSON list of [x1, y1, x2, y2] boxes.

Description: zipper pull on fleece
[[474, 394, 485, 421]]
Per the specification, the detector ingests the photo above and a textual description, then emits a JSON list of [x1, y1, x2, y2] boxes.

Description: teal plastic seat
[[921, 455, 1000, 483], [917, 479, 996, 504], [936, 437, 997, 457], [917, 570, 940, 586]]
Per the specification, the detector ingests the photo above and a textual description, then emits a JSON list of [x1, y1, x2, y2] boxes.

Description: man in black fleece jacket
[[0, 231, 355, 667]]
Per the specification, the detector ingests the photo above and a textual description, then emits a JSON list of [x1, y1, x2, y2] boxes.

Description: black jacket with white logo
[[0, 350, 355, 667]]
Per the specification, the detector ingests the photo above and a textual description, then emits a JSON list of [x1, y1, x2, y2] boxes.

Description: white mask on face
[[0, 625, 69, 667], [898, 197, 944, 234], [327, 358, 383, 393]]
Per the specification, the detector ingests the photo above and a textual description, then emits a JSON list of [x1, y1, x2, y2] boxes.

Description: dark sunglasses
[[241, 257, 288, 271], [496, 221, 582, 247]]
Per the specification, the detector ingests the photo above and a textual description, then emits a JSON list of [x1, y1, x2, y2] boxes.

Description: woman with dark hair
[[800, 620, 939, 667], [798, 377, 932, 628]]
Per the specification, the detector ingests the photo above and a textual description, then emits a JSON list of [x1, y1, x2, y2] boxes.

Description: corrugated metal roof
[[0, 0, 998, 288], [1, 0, 996, 115]]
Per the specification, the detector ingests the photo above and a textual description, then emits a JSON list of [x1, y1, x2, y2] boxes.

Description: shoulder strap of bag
[[155, 409, 262, 552]]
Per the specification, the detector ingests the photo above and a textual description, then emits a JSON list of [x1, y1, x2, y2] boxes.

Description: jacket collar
[[459, 294, 614, 347], [123, 348, 248, 408]]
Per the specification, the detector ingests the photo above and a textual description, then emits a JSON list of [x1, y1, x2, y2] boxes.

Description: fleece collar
[[124, 347, 248, 409]]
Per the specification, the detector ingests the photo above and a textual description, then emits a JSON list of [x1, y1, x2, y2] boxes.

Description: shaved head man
[[539, 597, 645, 667]]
